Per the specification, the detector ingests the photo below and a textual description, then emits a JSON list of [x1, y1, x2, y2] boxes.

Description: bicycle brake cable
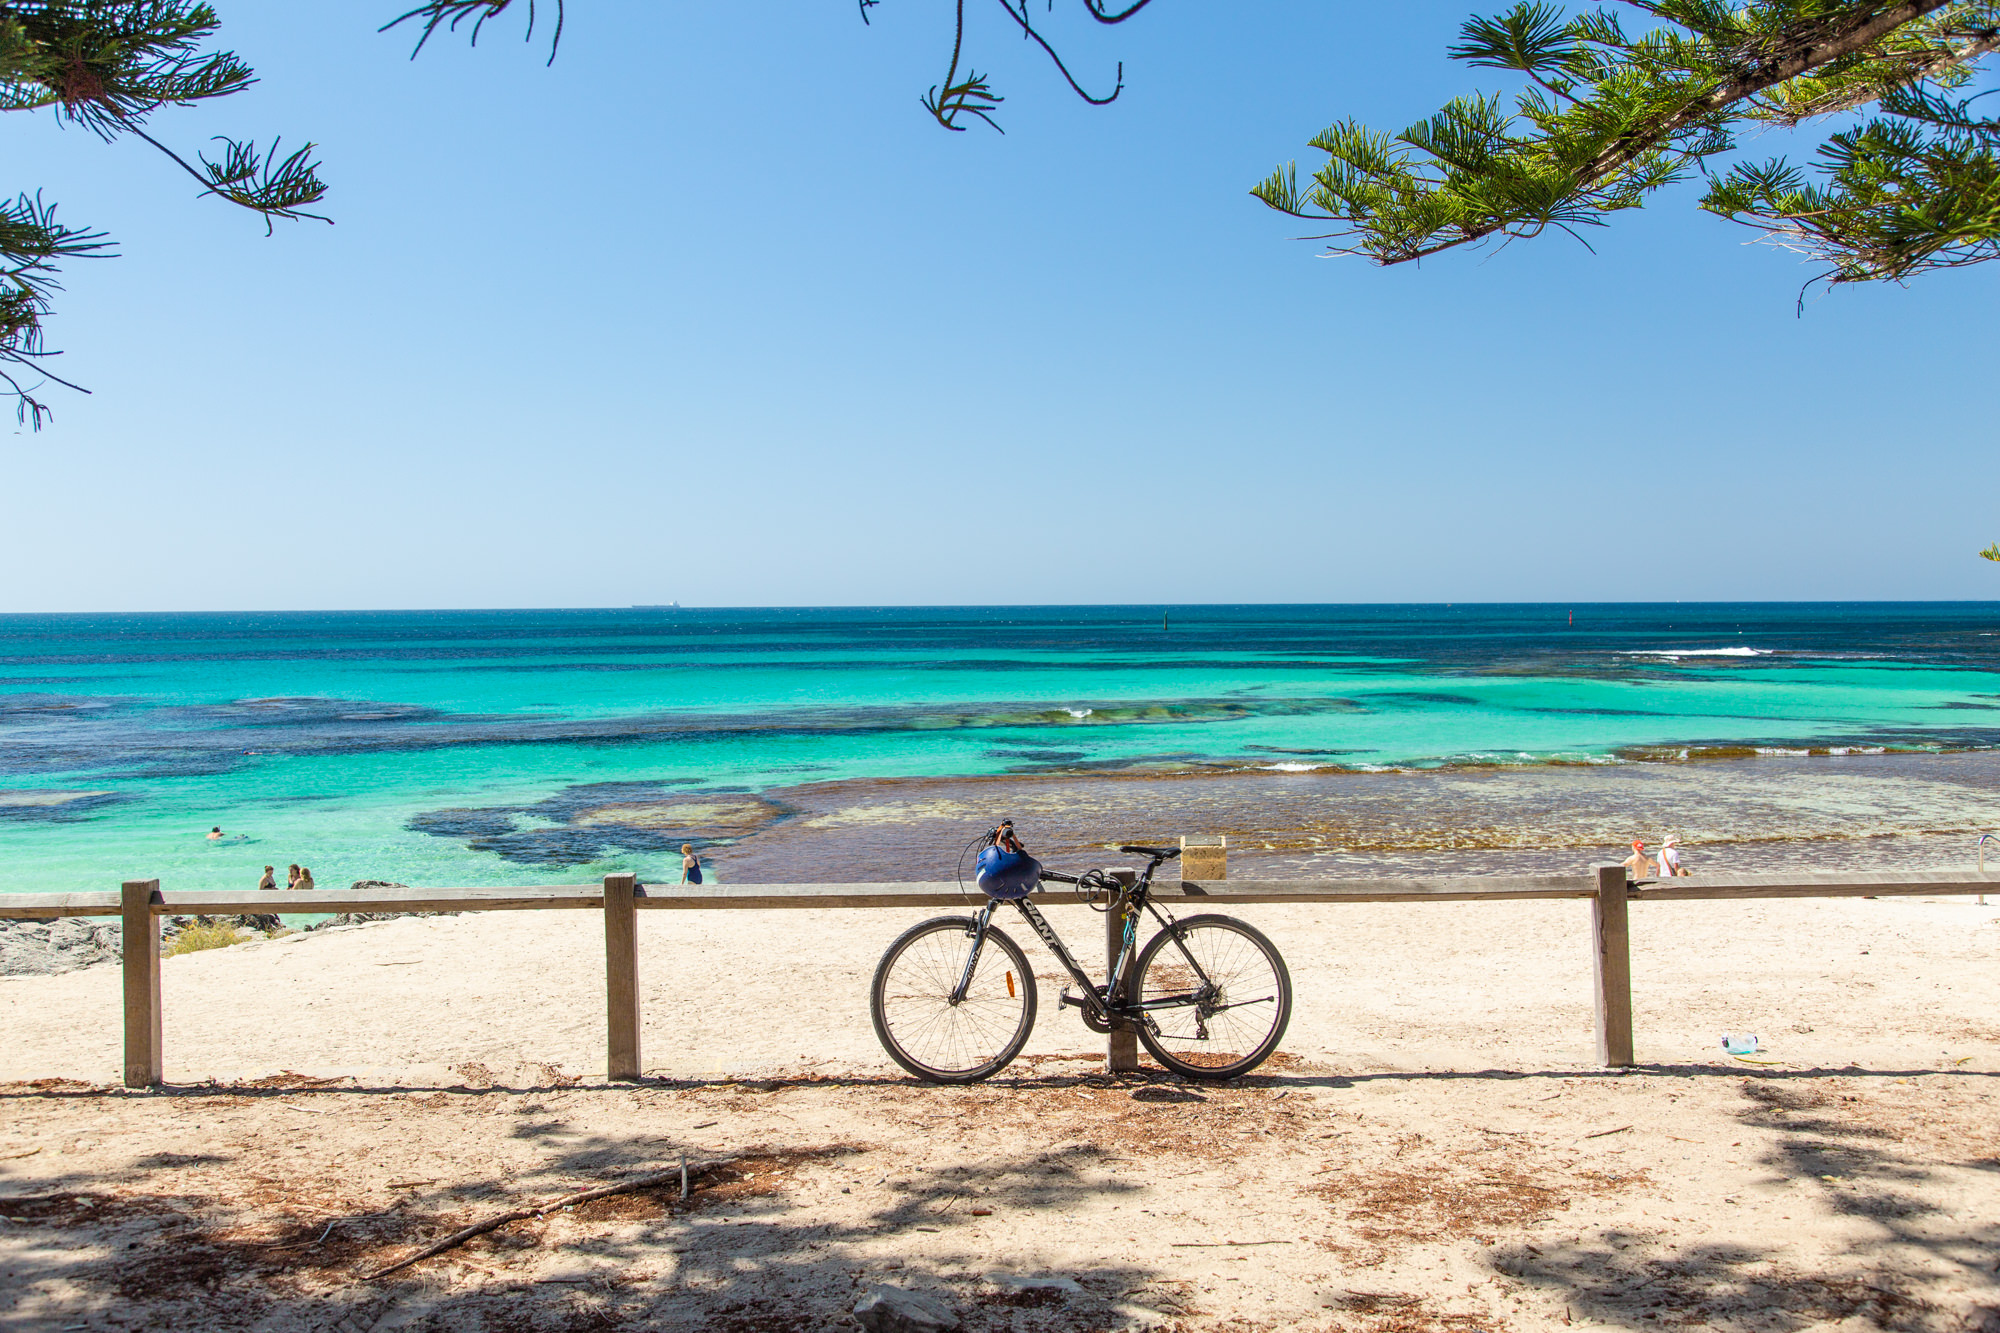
[[954, 827, 995, 900]]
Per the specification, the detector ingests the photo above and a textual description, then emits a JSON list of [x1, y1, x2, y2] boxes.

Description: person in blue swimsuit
[[680, 843, 703, 885]]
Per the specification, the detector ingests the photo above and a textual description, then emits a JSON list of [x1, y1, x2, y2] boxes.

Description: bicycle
[[868, 832, 1293, 1084]]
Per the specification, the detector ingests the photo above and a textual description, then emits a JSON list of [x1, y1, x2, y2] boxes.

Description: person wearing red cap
[[1621, 839, 1654, 879]]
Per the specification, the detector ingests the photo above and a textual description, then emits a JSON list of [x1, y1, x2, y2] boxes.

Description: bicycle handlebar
[[1117, 845, 1181, 859]]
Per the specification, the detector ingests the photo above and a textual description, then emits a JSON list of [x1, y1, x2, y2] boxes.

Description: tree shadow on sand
[[1479, 1069, 2000, 1332], [0, 1083, 1176, 1333]]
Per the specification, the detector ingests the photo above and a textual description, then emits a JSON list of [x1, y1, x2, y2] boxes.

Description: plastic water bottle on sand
[[1722, 1033, 1759, 1055]]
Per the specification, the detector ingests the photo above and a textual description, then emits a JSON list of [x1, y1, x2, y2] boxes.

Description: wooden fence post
[[121, 879, 162, 1089], [1593, 864, 1635, 1067], [1106, 869, 1139, 1073], [604, 873, 640, 1080], [1180, 835, 1227, 881]]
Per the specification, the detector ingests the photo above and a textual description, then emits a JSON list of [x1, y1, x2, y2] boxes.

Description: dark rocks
[[0, 918, 122, 976], [304, 884, 457, 931]]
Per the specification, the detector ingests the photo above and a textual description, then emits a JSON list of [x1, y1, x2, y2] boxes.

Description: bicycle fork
[[948, 902, 996, 1004]]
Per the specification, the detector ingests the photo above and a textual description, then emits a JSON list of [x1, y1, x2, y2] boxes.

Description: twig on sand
[[1170, 1239, 1292, 1248], [361, 1158, 735, 1281], [259, 1220, 337, 1250], [1583, 1125, 1633, 1140], [277, 1104, 330, 1116]]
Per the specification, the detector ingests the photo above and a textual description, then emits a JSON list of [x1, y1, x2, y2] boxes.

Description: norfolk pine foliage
[[0, 1, 330, 426], [1254, 1, 2000, 290], [2, 0, 1147, 427]]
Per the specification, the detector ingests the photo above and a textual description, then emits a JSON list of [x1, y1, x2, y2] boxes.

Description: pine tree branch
[[1258, 0, 2000, 285]]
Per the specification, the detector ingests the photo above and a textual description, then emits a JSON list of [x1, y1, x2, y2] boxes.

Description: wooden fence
[[1, 864, 1993, 1089]]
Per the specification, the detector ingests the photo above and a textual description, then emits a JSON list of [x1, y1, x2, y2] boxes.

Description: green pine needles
[[0, 1, 328, 426], [1254, 1, 2000, 293], [7, 1, 1155, 427]]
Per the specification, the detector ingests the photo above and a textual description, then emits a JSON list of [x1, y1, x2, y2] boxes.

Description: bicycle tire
[[870, 915, 1038, 1083], [1132, 914, 1291, 1080]]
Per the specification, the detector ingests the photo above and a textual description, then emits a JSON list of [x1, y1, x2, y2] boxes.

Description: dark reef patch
[[2, 690, 1372, 785], [0, 788, 133, 822], [406, 781, 792, 866]]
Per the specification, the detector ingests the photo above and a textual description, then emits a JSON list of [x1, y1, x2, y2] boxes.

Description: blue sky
[[3, 2, 1995, 611]]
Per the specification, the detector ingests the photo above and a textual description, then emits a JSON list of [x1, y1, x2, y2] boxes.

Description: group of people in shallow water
[[1623, 836, 1692, 878], [257, 864, 316, 892]]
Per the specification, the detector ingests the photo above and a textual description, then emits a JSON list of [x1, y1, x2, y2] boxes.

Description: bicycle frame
[[948, 853, 1222, 1029]]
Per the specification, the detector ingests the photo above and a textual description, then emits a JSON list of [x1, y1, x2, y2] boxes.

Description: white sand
[[2, 896, 1995, 1084], [2, 895, 1996, 1331]]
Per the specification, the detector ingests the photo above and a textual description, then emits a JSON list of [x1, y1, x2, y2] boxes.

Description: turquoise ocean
[[7, 604, 2000, 894]]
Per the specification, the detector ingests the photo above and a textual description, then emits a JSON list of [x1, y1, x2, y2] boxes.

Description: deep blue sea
[[7, 603, 2000, 893]]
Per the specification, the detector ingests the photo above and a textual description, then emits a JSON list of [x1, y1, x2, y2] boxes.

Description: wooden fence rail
[[1, 867, 1992, 1088]]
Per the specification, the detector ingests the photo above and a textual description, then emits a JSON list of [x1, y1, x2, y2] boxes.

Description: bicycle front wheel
[[1133, 914, 1292, 1080], [870, 915, 1038, 1083]]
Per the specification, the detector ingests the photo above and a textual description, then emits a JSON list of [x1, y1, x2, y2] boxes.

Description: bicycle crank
[[1058, 986, 1114, 1034]]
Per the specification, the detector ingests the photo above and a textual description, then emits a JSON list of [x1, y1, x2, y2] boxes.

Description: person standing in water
[[1656, 836, 1688, 877], [295, 866, 316, 892], [257, 866, 277, 891], [1621, 840, 1654, 879], [680, 843, 703, 885], [285, 863, 302, 890]]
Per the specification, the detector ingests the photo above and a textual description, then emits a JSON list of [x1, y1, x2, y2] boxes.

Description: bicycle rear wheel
[[870, 915, 1037, 1083], [1133, 914, 1291, 1080]]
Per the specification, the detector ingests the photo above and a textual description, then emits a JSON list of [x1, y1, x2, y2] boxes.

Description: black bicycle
[[868, 831, 1292, 1083]]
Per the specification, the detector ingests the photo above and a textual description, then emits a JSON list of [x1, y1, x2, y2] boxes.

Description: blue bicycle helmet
[[975, 844, 1041, 899]]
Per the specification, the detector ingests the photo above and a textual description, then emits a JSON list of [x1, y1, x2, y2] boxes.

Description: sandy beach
[[3, 893, 1997, 1330]]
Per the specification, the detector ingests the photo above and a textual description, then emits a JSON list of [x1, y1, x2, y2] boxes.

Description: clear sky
[[3, 2, 1995, 611]]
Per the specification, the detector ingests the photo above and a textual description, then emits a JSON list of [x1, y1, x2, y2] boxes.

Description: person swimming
[[206, 826, 224, 840]]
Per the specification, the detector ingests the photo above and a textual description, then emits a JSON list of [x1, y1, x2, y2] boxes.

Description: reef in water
[[407, 781, 790, 866]]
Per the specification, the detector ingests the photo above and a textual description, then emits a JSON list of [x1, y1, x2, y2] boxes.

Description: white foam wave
[[1622, 647, 1770, 658]]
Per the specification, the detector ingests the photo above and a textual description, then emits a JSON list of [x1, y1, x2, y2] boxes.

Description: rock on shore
[[0, 918, 122, 976], [0, 882, 429, 975]]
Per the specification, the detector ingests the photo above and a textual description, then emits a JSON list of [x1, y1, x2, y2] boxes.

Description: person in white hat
[[1656, 835, 1688, 877]]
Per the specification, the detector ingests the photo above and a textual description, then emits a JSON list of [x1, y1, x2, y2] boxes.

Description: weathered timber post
[[1592, 864, 1635, 1067], [1180, 835, 1226, 881], [604, 873, 641, 1080], [1106, 868, 1139, 1073], [121, 879, 162, 1089]]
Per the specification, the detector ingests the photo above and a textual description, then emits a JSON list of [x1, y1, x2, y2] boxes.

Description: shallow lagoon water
[[5, 603, 2000, 893]]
